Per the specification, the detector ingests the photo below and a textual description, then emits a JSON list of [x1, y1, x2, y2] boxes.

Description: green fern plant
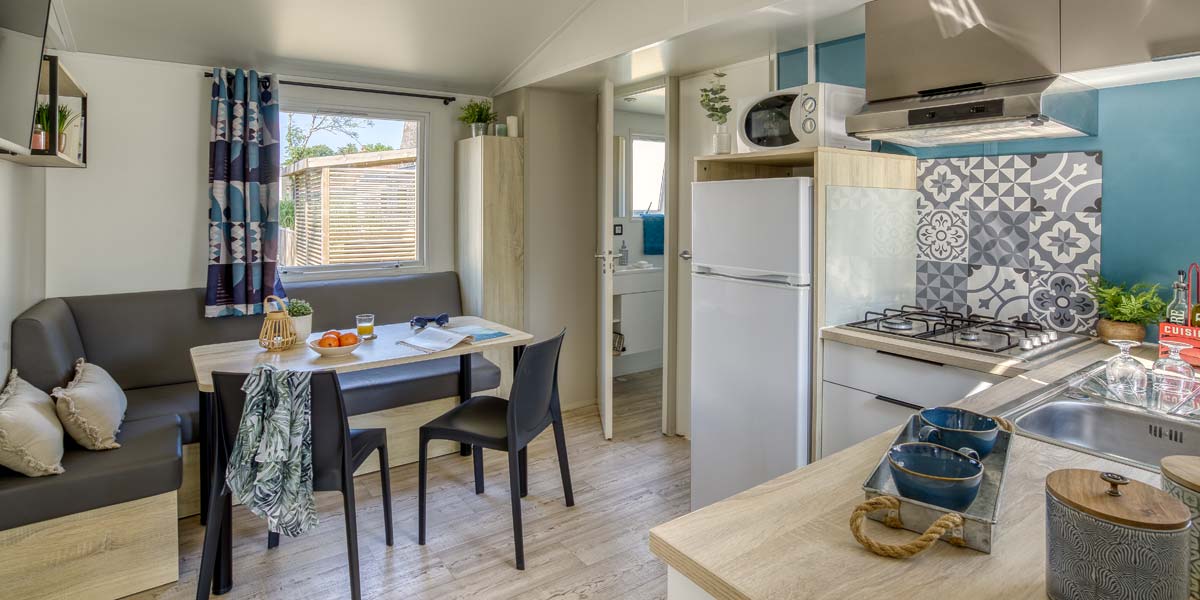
[[1087, 276, 1166, 326], [699, 72, 731, 125], [457, 99, 496, 125]]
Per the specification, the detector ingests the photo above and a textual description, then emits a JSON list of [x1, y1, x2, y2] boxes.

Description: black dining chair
[[196, 370, 393, 600], [418, 330, 574, 570]]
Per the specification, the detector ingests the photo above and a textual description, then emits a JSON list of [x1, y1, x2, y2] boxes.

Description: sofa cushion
[[0, 415, 182, 532], [124, 383, 200, 445], [339, 354, 502, 416], [0, 370, 65, 477], [52, 360, 128, 450], [288, 272, 464, 333]]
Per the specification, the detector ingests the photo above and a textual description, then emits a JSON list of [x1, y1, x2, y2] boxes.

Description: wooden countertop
[[820, 325, 1096, 377], [650, 342, 1161, 600]]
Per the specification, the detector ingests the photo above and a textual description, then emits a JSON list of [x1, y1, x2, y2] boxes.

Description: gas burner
[[986, 324, 1019, 333], [881, 318, 914, 331], [958, 330, 981, 342]]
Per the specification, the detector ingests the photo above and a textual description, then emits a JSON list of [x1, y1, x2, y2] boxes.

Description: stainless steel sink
[[996, 363, 1200, 471]]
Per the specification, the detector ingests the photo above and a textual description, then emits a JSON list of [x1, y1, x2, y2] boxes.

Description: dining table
[[188, 315, 534, 595]]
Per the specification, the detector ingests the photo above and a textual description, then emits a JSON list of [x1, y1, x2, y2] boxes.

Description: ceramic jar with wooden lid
[[1045, 469, 1191, 600], [1161, 456, 1200, 597]]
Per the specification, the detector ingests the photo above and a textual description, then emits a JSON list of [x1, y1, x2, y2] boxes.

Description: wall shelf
[[0, 55, 88, 169]]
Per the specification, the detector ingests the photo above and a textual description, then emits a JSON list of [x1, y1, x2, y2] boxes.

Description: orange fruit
[[338, 333, 359, 347], [317, 337, 339, 348], [322, 330, 340, 339]]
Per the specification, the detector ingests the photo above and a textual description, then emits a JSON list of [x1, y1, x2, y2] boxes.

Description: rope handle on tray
[[993, 416, 1015, 434], [849, 496, 966, 559]]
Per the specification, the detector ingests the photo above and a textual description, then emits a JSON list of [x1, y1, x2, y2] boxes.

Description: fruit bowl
[[308, 338, 361, 358]]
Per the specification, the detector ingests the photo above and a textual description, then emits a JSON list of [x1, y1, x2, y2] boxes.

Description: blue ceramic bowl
[[918, 406, 1000, 458], [888, 442, 984, 512]]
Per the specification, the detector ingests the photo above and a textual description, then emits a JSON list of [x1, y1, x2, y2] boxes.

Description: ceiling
[[53, 0, 592, 95], [618, 87, 666, 115]]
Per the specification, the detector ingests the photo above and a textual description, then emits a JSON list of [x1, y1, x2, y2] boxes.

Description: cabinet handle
[[874, 394, 923, 411], [876, 349, 944, 368]]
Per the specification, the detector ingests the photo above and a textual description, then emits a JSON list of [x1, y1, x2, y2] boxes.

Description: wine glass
[[1106, 340, 1148, 403], [1155, 341, 1196, 411]]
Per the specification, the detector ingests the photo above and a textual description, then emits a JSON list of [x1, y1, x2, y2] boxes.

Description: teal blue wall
[[777, 35, 866, 89], [777, 35, 1200, 292], [879, 77, 1200, 291]]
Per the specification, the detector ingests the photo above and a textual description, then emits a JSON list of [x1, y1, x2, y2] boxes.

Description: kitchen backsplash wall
[[915, 152, 1103, 334]]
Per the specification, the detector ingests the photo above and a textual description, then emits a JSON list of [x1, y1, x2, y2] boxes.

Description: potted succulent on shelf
[[699, 72, 732, 154], [287, 298, 314, 342], [1088, 276, 1166, 342], [458, 99, 496, 138]]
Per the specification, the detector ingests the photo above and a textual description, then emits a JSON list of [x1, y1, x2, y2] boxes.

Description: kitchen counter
[[650, 342, 1160, 600], [821, 325, 1091, 377]]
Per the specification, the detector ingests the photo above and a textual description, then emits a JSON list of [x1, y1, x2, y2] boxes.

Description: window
[[278, 111, 424, 275], [630, 135, 665, 214]]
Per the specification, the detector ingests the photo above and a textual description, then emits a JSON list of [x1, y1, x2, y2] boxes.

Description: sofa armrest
[[12, 298, 86, 392]]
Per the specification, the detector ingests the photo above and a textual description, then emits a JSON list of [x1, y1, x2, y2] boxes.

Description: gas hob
[[845, 305, 1091, 361]]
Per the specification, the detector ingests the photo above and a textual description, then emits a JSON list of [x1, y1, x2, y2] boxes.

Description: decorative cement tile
[[1030, 151, 1102, 213], [917, 260, 969, 314], [918, 158, 970, 211], [1029, 211, 1101, 275], [966, 264, 1030, 321], [969, 209, 1031, 268], [917, 208, 968, 263], [968, 154, 1033, 211], [1028, 270, 1099, 334]]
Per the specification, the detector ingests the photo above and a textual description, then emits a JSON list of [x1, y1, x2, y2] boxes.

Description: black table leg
[[513, 345, 525, 370], [199, 391, 212, 525], [458, 353, 473, 456]]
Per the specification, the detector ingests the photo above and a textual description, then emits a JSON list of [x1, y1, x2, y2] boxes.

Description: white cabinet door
[[619, 290, 664, 354], [821, 381, 920, 457], [822, 340, 1005, 409]]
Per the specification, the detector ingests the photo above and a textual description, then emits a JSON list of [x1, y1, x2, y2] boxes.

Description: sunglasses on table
[[409, 313, 450, 329]]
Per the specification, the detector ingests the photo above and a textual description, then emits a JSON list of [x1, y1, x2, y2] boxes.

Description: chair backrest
[[212, 370, 351, 491], [507, 330, 566, 446]]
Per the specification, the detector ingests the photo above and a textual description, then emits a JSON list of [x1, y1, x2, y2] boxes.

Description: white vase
[[712, 123, 732, 155], [291, 314, 313, 343]]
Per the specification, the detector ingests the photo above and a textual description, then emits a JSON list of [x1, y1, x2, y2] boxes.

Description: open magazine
[[399, 325, 509, 353]]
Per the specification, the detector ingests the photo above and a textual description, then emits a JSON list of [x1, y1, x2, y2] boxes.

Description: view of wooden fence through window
[[279, 112, 421, 268]]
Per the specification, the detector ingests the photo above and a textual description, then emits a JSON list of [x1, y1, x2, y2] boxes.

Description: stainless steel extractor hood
[[846, 0, 1099, 147], [846, 76, 1099, 147]]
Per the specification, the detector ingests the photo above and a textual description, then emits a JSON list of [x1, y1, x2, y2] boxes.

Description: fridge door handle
[[679, 250, 692, 260]]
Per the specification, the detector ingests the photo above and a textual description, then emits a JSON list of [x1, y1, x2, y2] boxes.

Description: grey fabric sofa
[[2, 271, 499, 532]]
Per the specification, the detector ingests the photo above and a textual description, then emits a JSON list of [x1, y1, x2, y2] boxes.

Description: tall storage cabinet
[[456, 136, 525, 396]]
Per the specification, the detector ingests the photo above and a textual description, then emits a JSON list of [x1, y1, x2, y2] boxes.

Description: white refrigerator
[[690, 177, 813, 510]]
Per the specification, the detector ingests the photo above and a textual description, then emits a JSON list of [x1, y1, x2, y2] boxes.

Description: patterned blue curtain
[[205, 67, 286, 317]]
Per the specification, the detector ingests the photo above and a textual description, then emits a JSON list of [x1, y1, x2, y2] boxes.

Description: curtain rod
[[203, 72, 456, 105]]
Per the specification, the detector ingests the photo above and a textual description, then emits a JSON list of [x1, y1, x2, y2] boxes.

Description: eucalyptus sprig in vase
[[1087, 275, 1166, 342], [699, 72, 732, 154]]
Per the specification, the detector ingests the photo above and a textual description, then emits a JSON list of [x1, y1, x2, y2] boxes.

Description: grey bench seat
[[0, 415, 182, 531]]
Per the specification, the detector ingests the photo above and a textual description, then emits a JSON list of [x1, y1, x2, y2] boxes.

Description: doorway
[[610, 84, 668, 417]]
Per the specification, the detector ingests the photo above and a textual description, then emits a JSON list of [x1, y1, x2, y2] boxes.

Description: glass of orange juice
[[356, 314, 376, 340]]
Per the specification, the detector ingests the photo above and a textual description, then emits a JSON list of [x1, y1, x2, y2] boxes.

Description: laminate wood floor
[[134, 369, 687, 600]]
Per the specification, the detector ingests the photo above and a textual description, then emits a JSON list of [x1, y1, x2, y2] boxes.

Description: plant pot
[[1097, 318, 1147, 343], [470, 122, 489, 138], [57, 133, 67, 152], [291, 314, 313, 343], [711, 123, 732, 155], [30, 128, 46, 151]]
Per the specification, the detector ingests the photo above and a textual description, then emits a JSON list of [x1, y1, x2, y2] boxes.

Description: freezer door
[[691, 178, 812, 284], [689, 273, 811, 510]]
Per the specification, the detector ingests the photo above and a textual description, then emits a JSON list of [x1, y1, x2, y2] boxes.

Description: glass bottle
[[1167, 271, 1190, 325]]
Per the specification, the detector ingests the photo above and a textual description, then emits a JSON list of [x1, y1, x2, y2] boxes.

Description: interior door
[[596, 79, 615, 440]]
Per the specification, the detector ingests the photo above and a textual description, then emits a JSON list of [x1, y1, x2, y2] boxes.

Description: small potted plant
[[699, 72, 732, 154], [1088, 276, 1166, 342], [287, 298, 314, 341], [56, 104, 79, 151], [458, 99, 496, 138], [31, 104, 48, 151]]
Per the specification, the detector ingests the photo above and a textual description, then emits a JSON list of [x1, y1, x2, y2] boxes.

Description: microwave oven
[[735, 83, 870, 153]]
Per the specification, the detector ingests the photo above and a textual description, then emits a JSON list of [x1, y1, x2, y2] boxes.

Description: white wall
[[43, 51, 470, 297], [0, 160, 46, 371], [494, 87, 599, 411], [674, 56, 771, 436]]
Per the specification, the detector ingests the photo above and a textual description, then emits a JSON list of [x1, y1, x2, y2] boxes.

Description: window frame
[[276, 98, 431, 283], [628, 132, 666, 216]]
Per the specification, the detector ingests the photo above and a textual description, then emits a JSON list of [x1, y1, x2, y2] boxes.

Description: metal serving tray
[[861, 414, 1012, 553]]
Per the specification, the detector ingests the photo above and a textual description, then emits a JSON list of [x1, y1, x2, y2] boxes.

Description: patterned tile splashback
[[915, 152, 1103, 334]]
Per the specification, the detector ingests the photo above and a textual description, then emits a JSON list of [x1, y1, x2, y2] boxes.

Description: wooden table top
[[189, 316, 533, 392], [649, 342, 1168, 600]]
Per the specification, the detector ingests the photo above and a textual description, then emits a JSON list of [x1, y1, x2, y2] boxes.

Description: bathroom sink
[[996, 364, 1200, 471], [613, 266, 663, 294]]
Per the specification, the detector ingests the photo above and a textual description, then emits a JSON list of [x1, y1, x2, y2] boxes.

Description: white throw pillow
[[0, 370, 65, 476], [52, 359, 127, 450]]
